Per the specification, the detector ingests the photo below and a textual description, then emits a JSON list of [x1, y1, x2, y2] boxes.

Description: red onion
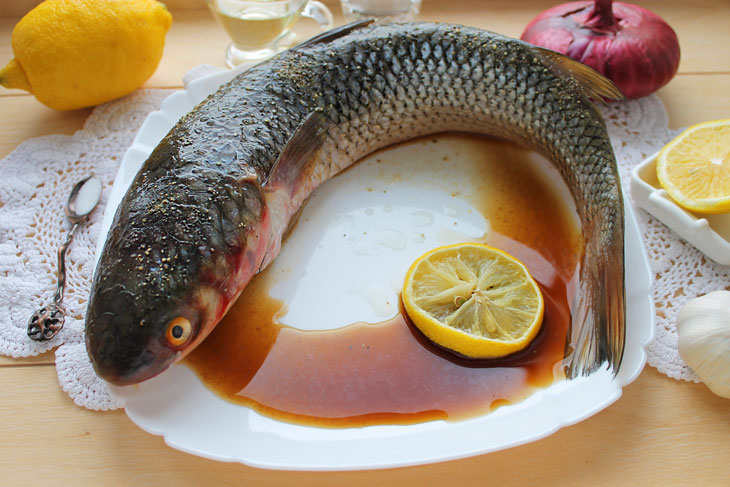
[[521, 0, 680, 99]]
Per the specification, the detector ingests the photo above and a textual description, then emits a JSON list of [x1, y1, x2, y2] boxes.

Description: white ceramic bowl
[[630, 152, 730, 265]]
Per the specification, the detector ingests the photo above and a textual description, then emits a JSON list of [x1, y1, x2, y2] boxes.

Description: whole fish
[[86, 21, 625, 385]]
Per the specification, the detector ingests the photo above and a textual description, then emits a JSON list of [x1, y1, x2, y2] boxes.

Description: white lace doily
[[0, 88, 175, 409], [0, 67, 723, 410], [599, 99, 730, 383]]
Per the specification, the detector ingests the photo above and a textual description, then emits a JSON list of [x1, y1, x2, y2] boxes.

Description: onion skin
[[521, 1, 680, 99]]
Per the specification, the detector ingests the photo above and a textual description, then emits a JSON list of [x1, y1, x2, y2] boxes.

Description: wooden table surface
[[2, 1, 729, 485]]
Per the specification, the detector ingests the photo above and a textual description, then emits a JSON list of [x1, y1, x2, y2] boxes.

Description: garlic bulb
[[677, 291, 730, 399]]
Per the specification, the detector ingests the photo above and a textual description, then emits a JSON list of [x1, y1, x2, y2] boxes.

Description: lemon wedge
[[402, 243, 544, 359], [0, 0, 172, 110], [656, 119, 730, 214]]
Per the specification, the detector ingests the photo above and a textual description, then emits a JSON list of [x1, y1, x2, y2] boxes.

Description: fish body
[[86, 22, 625, 385]]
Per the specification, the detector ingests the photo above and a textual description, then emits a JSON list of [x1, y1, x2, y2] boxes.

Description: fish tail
[[566, 232, 626, 379]]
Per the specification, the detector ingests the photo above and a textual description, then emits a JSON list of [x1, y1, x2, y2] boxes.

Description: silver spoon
[[28, 176, 103, 342]]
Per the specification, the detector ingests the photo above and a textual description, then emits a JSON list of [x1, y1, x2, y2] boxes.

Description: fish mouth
[[88, 323, 180, 386], [95, 346, 179, 387], [86, 280, 202, 385]]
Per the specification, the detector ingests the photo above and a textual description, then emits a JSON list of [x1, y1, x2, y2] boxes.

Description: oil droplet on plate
[[410, 210, 434, 228], [378, 229, 406, 251], [362, 285, 397, 317], [353, 240, 372, 256], [444, 206, 459, 217]]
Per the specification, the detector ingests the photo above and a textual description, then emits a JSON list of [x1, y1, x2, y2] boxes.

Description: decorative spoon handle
[[28, 176, 101, 343], [52, 220, 79, 304], [27, 223, 81, 342]]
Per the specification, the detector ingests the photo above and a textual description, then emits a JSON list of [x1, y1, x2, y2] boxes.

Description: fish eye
[[165, 317, 192, 347]]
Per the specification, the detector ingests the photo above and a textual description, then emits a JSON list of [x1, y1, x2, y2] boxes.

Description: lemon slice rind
[[402, 243, 544, 359], [656, 119, 730, 214]]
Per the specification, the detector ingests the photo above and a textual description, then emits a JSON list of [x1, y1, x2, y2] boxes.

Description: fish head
[[86, 168, 269, 386], [85, 278, 205, 386]]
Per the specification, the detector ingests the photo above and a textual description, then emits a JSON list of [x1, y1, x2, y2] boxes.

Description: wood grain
[[0, 95, 92, 159], [0, 350, 54, 366], [1, 365, 729, 487], [2, 1, 730, 485], [2, 73, 729, 160], [657, 74, 730, 128], [2, 1, 730, 84], [1, 1, 729, 159]]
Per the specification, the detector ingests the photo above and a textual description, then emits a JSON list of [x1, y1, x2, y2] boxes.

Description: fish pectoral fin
[[263, 111, 329, 189], [534, 46, 625, 102], [296, 19, 375, 49], [283, 199, 307, 239]]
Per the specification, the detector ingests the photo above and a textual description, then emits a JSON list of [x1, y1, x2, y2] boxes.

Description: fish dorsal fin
[[297, 19, 374, 49], [263, 111, 329, 188], [535, 46, 624, 102]]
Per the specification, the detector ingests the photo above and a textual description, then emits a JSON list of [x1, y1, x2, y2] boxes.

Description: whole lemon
[[0, 0, 172, 110]]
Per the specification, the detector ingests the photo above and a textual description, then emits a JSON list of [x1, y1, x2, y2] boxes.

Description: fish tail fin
[[566, 233, 626, 379]]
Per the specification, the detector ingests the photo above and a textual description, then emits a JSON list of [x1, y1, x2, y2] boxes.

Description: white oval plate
[[97, 66, 654, 471]]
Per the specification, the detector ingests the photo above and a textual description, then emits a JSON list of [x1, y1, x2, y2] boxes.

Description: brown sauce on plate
[[184, 134, 582, 428]]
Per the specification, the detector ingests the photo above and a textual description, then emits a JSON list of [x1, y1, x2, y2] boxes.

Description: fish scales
[[86, 22, 625, 385]]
